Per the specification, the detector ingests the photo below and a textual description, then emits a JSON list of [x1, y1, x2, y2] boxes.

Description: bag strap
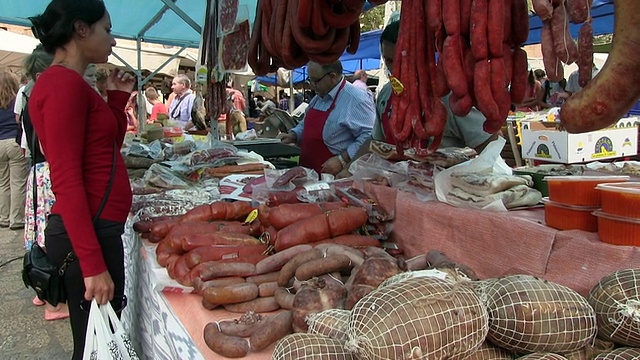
[[94, 142, 117, 223]]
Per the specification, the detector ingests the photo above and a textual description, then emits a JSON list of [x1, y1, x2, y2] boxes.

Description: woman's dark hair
[[29, 0, 106, 54], [380, 20, 400, 45], [527, 70, 535, 85]]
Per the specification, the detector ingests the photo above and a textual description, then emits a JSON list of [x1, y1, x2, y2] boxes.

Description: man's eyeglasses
[[307, 72, 332, 85]]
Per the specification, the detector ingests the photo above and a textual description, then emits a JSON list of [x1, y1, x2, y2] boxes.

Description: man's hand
[[336, 167, 352, 179], [279, 132, 297, 144], [107, 69, 136, 93], [84, 270, 115, 305], [321, 156, 343, 175]]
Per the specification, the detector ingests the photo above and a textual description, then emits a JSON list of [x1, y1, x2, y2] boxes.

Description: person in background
[[516, 70, 545, 112], [566, 64, 600, 96], [29, 0, 135, 357], [17, 45, 71, 321], [95, 66, 108, 101], [534, 69, 551, 107], [280, 60, 375, 175], [259, 96, 277, 114], [0, 70, 28, 231], [124, 90, 139, 133], [339, 20, 501, 178], [168, 74, 195, 130], [225, 95, 248, 138], [547, 78, 570, 107], [352, 69, 374, 103], [83, 63, 99, 94], [278, 89, 289, 112], [145, 87, 167, 123]]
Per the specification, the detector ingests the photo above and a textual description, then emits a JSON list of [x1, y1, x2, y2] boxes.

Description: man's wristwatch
[[337, 153, 347, 168]]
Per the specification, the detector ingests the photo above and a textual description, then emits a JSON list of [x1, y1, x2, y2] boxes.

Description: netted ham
[[593, 347, 640, 360], [306, 308, 350, 341], [272, 333, 354, 360], [345, 277, 488, 360], [561, 338, 616, 360], [482, 275, 597, 353], [515, 354, 569, 360], [463, 341, 514, 360], [588, 269, 640, 347]]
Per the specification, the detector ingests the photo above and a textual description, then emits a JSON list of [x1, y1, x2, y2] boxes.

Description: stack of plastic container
[[541, 176, 629, 232], [594, 182, 640, 246]]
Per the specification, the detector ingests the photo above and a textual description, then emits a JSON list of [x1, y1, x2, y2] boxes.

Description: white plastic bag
[[83, 299, 139, 360]]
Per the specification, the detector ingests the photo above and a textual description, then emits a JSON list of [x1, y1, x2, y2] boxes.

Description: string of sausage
[[389, 0, 530, 156], [202, 0, 226, 123], [247, 0, 371, 75], [535, 0, 593, 83]]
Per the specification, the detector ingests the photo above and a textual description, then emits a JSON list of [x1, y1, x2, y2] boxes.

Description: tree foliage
[[359, 5, 385, 32]]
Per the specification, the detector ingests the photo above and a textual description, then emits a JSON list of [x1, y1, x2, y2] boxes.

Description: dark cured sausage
[[541, 21, 564, 81], [551, 2, 579, 64], [203, 323, 249, 358], [577, 21, 594, 87], [567, 0, 591, 24]]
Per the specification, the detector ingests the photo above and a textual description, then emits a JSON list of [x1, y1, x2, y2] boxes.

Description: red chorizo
[[177, 232, 262, 252], [460, 0, 472, 36], [442, 35, 469, 98], [488, 0, 505, 57], [268, 203, 324, 230], [426, 0, 443, 33], [449, 92, 473, 117], [474, 60, 501, 124], [470, 0, 488, 60], [325, 207, 369, 238], [510, 48, 529, 104], [511, 0, 530, 46], [443, 0, 461, 35]]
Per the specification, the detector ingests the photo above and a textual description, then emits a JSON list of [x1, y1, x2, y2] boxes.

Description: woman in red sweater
[[28, 0, 135, 358]]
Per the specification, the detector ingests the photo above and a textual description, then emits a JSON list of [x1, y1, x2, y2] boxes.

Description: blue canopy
[[525, 0, 614, 45]]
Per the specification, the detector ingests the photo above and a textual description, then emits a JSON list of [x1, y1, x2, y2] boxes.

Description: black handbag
[[22, 121, 117, 306]]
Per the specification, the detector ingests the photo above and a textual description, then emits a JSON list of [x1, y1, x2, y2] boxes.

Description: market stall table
[[231, 138, 300, 161], [121, 185, 640, 359]]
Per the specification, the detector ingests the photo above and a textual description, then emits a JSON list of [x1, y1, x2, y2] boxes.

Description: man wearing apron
[[281, 60, 375, 175]]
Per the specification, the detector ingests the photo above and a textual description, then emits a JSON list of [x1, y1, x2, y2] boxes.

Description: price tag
[[304, 182, 330, 192], [244, 209, 258, 224], [390, 76, 404, 95], [192, 135, 208, 142], [172, 136, 185, 143]]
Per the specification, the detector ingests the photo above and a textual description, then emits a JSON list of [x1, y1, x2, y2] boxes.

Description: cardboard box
[[521, 118, 639, 164]]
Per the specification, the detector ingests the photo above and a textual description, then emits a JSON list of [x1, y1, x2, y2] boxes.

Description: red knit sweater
[[29, 66, 132, 277]]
